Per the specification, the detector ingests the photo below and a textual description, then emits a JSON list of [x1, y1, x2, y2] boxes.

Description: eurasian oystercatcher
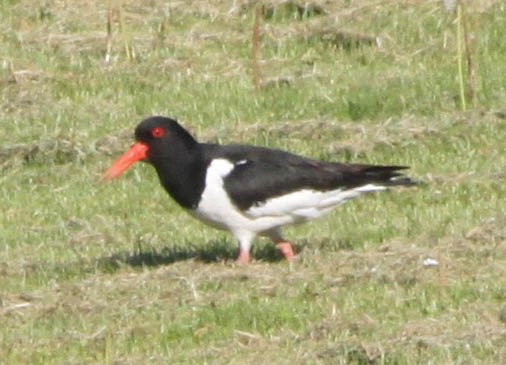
[[103, 116, 416, 263]]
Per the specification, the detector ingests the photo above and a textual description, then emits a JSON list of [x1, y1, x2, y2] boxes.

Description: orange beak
[[102, 142, 149, 182]]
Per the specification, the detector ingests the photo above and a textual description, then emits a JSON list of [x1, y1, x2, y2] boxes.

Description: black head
[[131, 116, 205, 208], [103, 116, 206, 208], [131, 116, 197, 163], [102, 116, 200, 182], [135, 116, 197, 148]]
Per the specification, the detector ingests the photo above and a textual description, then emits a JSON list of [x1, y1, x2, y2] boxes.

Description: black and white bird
[[103, 116, 416, 264]]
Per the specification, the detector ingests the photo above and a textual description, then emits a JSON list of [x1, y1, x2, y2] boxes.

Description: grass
[[1, 0, 506, 363]]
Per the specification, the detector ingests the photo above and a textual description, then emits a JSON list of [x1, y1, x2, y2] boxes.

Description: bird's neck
[[150, 143, 207, 209]]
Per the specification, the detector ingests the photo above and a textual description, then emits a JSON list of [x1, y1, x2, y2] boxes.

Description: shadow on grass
[[97, 239, 307, 273]]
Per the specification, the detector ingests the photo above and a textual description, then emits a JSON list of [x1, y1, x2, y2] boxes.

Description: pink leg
[[266, 229, 296, 261], [236, 249, 251, 264], [235, 232, 255, 264], [276, 241, 296, 261]]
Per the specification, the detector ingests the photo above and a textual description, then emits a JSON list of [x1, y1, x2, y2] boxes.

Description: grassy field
[[1, 0, 505, 363]]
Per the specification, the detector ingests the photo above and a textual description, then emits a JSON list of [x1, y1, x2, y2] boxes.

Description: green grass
[[1, 0, 506, 364]]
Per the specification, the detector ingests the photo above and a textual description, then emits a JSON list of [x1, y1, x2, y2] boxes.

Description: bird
[[103, 116, 417, 264]]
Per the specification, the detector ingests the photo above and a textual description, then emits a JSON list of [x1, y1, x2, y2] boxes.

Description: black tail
[[361, 165, 419, 187]]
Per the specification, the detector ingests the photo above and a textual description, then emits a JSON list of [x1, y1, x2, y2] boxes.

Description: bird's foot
[[236, 249, 251, 264], [276, 242, 296, 261]]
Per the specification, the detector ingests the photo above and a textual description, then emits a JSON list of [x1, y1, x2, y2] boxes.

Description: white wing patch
[[245, 184, 386, 220], [235, 159, 248, 166], [206, 158, 235, 179]]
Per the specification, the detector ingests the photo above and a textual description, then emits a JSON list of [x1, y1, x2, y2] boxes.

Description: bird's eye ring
[[151, 127, 166, 139]]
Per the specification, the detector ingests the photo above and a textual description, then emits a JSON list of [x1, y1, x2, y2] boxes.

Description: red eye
[[151, 127, 166, 138]]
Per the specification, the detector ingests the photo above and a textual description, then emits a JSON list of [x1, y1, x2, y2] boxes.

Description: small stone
[[423, 258, 439, 267]]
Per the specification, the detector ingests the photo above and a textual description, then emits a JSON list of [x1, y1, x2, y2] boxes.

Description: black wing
[[203, 144, 414, 211]]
